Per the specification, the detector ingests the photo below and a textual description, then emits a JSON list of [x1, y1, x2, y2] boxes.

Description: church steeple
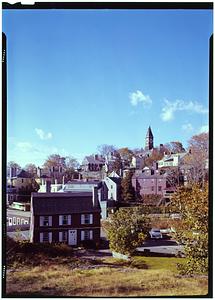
[[145, 126, 154, 150]]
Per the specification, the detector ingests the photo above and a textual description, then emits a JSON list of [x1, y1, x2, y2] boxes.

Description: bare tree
[[183, 133, 209, 186], [97, 144, 116, 156], [7, 161, 21, 169], [164, 141, 185, 154], [43, 154, 64, 169], [24, 163, 37, 177]]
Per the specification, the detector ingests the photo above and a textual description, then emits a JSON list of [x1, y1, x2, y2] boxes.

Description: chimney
[[46, 181, 51, 193], [62, 176, 65, 185], [92, 186, 99, 207], [78, 173, 82, 180], [55, 179, 57, 185]]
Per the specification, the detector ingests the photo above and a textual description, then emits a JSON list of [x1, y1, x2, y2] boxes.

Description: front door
[[68, 229, 77, 245]]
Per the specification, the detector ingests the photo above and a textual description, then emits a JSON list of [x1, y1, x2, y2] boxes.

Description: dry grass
[[6, 256, 208, 297]]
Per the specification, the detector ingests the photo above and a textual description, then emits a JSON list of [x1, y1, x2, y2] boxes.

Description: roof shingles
[[32, 193, 101, 215]]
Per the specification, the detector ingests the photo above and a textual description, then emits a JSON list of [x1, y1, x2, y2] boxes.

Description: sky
[[3, 8, 213, 167]]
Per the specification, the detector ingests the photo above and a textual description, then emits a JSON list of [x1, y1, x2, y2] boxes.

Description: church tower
[[145, 126, 154, 150]]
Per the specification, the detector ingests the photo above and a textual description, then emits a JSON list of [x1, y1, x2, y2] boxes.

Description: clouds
[[35, 128, 52, 140], [129, 90, 152, 106], [160, 99, 208, 122], [8, 138, 69, 167], [182, 123, 194, 132], [16, 142, 34, 152], [199, 124, 209, 133]]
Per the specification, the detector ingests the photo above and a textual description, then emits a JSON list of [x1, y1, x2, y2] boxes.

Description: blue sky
[[3, 9, 212, 167]]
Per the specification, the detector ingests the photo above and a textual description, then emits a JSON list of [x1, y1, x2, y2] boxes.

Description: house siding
[[32, 212, 100, 245]]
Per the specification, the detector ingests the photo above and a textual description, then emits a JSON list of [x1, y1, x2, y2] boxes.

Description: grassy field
[[6, 254, 208, 297]]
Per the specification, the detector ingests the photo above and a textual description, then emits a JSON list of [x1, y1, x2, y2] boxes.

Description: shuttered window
[[59, 231, 68, 242], [40, 232, 52, 243], [81, 230, 93, 241], [59, 215, 71, 225], [81, 214, 93, 225], [39, 216, 52, 226]]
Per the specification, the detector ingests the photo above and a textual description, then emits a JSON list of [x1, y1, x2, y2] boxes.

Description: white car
[[149, 228, 163, 239]]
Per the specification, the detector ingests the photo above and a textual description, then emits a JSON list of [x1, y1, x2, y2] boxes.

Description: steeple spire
[[145, 126, 154, 150]]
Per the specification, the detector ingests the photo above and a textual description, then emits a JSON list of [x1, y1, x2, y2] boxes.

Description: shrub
[[170, 184, 208, 275], [80, 240, 96, 249], [104, 207, 150, 255]]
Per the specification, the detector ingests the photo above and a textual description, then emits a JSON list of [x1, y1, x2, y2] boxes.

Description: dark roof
[[40, 175, 50, 179], [17, 169, 32, 178], [66, 180, 101, 185], [32, 193, 101, 215], [164, 158, 174, 162], [83, 156, 105, 164], [109, 177, 121, 184], [133, 174, 165, 180]]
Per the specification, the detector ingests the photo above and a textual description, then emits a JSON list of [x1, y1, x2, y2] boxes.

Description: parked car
[[149, 228, 163, 239], [160, 228, 171, 234]]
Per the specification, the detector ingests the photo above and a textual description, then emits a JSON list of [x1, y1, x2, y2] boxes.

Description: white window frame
[[81, 214, 93, 225], [17, 218, 20, 225], [8, 217, 12, 226], [59, 215, 71, 226], [59, 231, 68, 242], [13, 217, 16, 225], [40, 216, 52, 227], [81, 230, 93, 241], [40, 232, 52, 243]]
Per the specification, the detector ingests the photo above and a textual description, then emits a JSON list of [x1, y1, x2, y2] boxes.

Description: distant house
[[37, 177, 122, 220], [130, 155, 145, 169], [7, 169, 37, 203], [132, 169, 175, 204], [82, 155, 105, 172], [7, 208, 30, 227], [7, 169, 33, 190], [158, 152, 187, 168], [30, 188, 101, 246], [6, 186, 17, 206], [103, 177, 121, 201]]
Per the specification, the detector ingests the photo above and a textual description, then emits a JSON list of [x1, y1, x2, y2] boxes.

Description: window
[[81, 230, 93, 241], [40, 232, 52, 243], [151, 187, 154, 192], [111, 185, 113, 189], [59, 215, 71, 226], [81, 214, 93, 225], [13, 217, 16, 225], [40, 216, 52, 227], [8, 217, 12, 226], [17, 218, 20, 225], [158, 186, 162, 192], [59, 231, 68, 242]]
